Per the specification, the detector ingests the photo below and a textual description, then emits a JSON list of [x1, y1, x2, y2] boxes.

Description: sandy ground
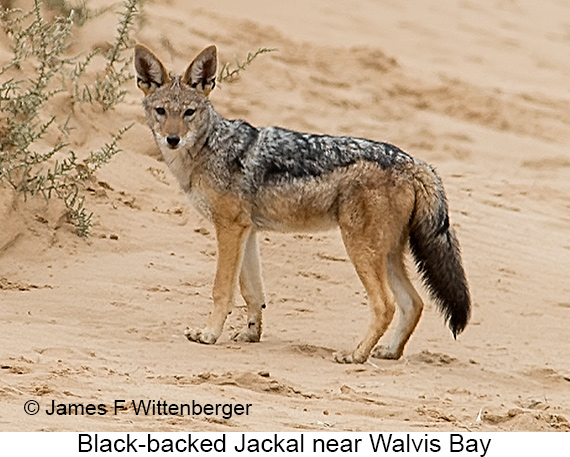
[[1, 0, 569, 432]]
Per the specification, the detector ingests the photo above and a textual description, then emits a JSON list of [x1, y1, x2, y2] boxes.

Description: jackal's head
[[134, 44, 217, 154]]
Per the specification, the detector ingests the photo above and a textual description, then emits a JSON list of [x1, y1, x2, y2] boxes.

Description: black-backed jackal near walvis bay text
[[134, 44, 471, 363]]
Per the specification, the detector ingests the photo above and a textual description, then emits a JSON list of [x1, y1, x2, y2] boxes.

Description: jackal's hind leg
[[233, 231, 265, 342], [333, 231, 396, 364], [371, 254, 424, 360]]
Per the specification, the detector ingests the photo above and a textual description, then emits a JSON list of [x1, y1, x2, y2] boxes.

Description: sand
[[1, 0, 569, 432]]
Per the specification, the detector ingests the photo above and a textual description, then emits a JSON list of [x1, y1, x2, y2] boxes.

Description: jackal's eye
[[184, 108, 196, 117], [155, 107, 166, 116]]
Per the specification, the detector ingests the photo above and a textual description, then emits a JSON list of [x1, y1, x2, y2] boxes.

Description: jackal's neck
[[204, 106, 259, 159]]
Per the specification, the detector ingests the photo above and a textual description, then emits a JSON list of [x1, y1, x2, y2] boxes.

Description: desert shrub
[[217, 47, 277, 85], [0, 0, 140, 236], [72, 0, 139, 110]]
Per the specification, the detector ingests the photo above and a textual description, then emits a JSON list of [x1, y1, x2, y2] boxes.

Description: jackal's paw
[[333, 350, 368, 364], [370, 345, 402, 360], [232, 327, 261, 343], [184, 327, 218, 345]]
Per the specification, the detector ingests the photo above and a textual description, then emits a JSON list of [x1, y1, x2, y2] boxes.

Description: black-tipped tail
[[410, 166, 471, 337]]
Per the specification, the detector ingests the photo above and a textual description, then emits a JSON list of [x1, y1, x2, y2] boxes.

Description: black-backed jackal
[[134, 44, 471, 363]]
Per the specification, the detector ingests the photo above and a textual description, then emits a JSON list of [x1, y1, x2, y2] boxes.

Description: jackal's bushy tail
[[409, 164, 471, 337]]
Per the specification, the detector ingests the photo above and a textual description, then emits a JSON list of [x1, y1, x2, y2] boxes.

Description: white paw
[[184, 327, 218, 344]]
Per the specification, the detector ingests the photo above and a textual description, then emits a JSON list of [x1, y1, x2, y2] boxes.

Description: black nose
[[166, 135, 180, 148]]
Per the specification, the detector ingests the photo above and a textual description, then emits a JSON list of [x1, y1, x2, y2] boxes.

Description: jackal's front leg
[[185, 220, 251, 345], [233, 231, 265, 342]]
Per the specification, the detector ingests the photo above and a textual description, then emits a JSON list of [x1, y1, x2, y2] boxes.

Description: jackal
[[134, 44, 471, 363]]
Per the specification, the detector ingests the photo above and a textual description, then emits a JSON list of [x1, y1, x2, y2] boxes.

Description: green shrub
[[0, 0, 140, 236]]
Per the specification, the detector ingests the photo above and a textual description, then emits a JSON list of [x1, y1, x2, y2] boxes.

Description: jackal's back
[[207, 122, 417, 192]]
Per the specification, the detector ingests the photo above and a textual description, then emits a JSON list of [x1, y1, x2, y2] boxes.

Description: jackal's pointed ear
[[134, 44, 170, 95], [182, 45, 217, 96]]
